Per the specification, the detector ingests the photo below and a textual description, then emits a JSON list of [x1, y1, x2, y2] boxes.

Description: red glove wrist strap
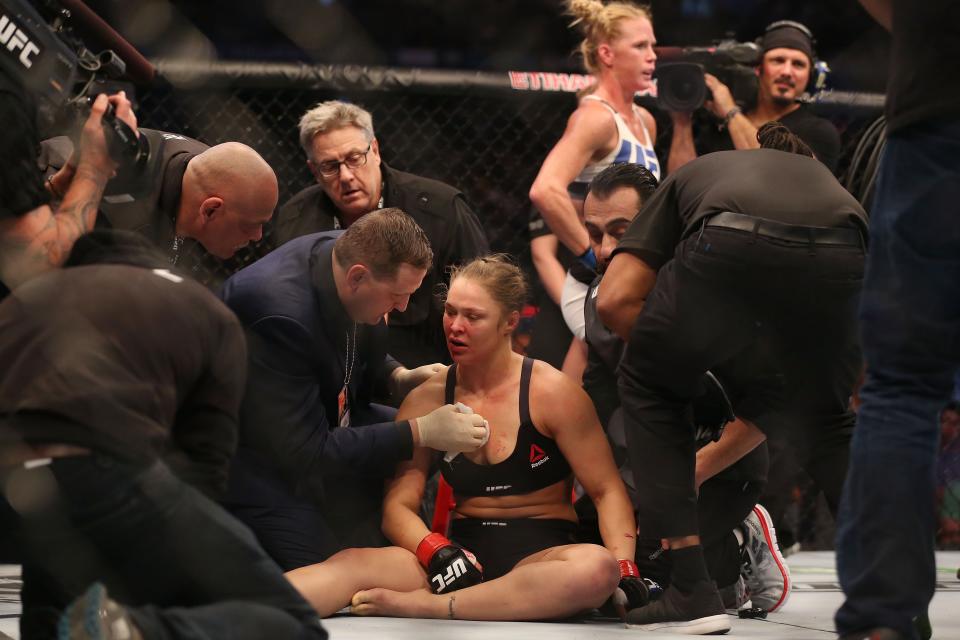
[[618, 559, 640, 578], [416, 533, 451, 567]]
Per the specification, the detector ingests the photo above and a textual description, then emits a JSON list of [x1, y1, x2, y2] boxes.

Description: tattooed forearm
[[43, 163, 110, 266], [0, 162, 111, 288]]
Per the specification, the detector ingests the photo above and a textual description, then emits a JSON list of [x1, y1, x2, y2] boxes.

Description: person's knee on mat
[[560, 545, 621, 610], [286, 546, 424, 617]]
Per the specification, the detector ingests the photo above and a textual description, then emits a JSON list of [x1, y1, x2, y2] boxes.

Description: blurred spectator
[[937, 402, 960, 548]]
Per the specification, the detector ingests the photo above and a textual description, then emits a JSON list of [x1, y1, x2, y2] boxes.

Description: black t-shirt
[[0, 265, 247, 495], [886, 0, 960, 132], [695, 105, 841, 174], [778, 107, 842, 173], [0, 68, 49, 220], [614, 149, 867, 270]]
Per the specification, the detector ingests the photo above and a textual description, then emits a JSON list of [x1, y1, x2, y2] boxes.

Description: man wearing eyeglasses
[[274, 100, 489, 368]]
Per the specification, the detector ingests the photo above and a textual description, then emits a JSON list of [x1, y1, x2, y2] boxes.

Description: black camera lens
[[654, 62, 708, 112]]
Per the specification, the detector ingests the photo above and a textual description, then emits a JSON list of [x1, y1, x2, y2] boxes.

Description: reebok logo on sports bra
[[530, 444, 550, 468]]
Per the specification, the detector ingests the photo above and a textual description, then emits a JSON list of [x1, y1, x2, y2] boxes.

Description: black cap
[[760, 21, 814, 62]]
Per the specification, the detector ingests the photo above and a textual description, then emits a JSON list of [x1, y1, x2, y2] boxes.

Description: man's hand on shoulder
[[390, 363, 445, 399]]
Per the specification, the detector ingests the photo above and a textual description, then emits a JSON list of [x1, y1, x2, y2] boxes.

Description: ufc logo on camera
[[0, 14, 40, 69], [430, 557, 468, 593]]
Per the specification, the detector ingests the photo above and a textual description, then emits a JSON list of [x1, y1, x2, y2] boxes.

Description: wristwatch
[[719, 106, 742, 130]]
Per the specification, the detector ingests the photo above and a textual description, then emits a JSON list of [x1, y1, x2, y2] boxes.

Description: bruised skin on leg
[[285, 546, 428, 617], [352, 543, 619, 621]]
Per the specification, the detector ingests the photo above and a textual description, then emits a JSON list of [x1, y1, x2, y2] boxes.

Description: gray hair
[[298, 100, 375, 160]]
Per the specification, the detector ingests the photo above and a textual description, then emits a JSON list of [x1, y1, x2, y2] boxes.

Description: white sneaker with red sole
[[739, 503, 791, 612]]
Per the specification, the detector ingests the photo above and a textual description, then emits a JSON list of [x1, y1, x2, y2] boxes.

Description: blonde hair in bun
[[565, 0, 652, 76]]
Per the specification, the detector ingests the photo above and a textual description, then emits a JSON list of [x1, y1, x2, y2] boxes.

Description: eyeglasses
[[315, 142, 372, 178]]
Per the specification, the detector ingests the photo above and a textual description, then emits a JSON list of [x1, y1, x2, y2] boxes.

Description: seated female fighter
[[285, 255, 645, 620]]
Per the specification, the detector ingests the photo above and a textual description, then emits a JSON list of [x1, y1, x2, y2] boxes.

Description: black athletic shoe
[[625, 581, 731, 635]]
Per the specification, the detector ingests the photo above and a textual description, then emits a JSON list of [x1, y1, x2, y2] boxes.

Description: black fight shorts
[[450, 517, 578, 580]]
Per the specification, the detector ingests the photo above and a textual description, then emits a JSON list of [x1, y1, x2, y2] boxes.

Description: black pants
[[579, 441, 767, 589], [226, 403, 396, 571], [227, 466, 390, 571], [3, 456, 326, 640], [619, 225, 864, 539], [758, 425, 852, 552], [698, 440, 768, 589]]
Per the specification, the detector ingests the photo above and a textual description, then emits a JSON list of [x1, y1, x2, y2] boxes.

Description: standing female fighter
[[286, 255, 645, 621], [529, 0, 659, 269]]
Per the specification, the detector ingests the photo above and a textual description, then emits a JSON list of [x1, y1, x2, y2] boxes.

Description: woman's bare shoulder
[[529, 357, 567, 388], [397, 366, 450, 419], [570, 97, 617, 130], [527, 359, 591, 428]]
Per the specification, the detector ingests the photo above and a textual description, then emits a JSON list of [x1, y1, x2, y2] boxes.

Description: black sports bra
[[439, 357, 572, 497]]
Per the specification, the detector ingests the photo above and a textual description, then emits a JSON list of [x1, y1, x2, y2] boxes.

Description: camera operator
[[0, 66, 137, 300], [667, 21, 841, 175]]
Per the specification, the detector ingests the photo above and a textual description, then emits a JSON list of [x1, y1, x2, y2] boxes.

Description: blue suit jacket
[[219, 232, 413, 503]]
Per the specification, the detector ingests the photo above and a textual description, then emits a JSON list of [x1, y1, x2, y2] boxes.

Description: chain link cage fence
[[136, 62, 890, 549], [137, 62, 885, 287]]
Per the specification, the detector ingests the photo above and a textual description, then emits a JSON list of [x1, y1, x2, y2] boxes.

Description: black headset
[[759, 20, 829, 94]]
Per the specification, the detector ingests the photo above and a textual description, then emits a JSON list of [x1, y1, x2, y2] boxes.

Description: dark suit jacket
[[273, 163, 489, 366], [219, 232, 413, 504]]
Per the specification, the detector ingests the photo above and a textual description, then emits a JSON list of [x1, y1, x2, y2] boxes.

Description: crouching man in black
[[599, 123, 866, 634], [0, 231, 327, 640], [576, 163, 770, 621]]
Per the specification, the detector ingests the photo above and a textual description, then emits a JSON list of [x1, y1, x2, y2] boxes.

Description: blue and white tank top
[[568, 95, 659, 198]]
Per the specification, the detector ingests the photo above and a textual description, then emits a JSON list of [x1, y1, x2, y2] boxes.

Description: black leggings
[[450, 517, 578, 580]]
